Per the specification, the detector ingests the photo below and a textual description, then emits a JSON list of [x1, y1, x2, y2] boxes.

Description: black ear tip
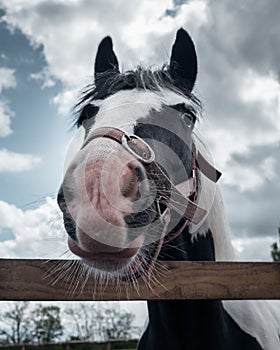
[[169, 28, 197, 91], [98, 36, 113, 50], [176, 28, 194, 46], [177, 28, 187, 36], [94, 35, 119, 76]]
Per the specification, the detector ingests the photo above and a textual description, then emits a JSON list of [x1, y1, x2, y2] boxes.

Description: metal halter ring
[[121, 133, 155, 164]]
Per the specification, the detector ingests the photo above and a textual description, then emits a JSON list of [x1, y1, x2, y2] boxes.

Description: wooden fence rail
[[0, 259, 279, 301]]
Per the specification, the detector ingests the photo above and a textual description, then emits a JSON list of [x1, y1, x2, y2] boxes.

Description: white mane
[[192, 132, 280, 350]]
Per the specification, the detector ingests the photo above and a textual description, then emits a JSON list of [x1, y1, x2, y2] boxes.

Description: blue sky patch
[[0, 13, 70, 210]]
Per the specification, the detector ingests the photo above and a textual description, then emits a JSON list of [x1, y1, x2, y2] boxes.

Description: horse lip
[[68, 235, 144, 260]]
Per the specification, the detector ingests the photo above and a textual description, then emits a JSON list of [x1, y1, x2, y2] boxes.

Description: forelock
[[76, 66, 198, 107], [74, 67, 202, 129]]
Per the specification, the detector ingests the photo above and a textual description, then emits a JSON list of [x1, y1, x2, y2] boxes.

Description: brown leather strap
[[196, 151, 222, 182], [144, 161, 206, 224], [83, 127, 220, 225], [81, 127, 125, 149]]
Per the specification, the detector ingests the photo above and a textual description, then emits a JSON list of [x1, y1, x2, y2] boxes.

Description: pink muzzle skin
[[81, 127, 221, 226], [66, 126, 221, 282]]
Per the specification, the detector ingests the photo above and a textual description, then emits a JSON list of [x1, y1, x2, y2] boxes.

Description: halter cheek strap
[[83, 127, 221, 225], [196, 149, 222, 183], [174, 143, 222, 203], [162, 144, 220, 244]]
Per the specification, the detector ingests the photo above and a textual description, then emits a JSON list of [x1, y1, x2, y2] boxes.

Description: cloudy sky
[[0, 0, 279, 265]]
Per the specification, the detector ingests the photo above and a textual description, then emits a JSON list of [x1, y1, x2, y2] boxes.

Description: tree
[[64, 303, 139, 341], [64, 303, 99, 341], [0, 302, 30, 344], [100, 307, 137, 340], [271, 227, 280, 262], [31, 305, 63, 343]]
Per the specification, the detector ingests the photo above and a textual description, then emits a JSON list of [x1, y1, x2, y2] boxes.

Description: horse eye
[[170, 103, 196, 127], [77, 104, 99, 128], [82, 119, 90, 129], [181, 112, 195, 128]]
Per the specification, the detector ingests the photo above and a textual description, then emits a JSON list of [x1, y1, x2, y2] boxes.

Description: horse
[[57, 28, 280, 350]]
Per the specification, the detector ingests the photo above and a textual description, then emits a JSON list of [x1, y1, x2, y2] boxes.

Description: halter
[[82, 127, 221, 227], [81, 126, 222, 284]]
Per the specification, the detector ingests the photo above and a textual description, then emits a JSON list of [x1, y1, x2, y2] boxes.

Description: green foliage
[[271, 227, 280, 262], [0, 303, 138, 346], [31, 305, 63, 343], [0, 302, 31, 344], [101, 308, 136, 340], [64, 304, 140, 342]]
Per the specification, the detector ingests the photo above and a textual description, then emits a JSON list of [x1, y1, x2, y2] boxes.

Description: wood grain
[[0, 259, 279, 301]]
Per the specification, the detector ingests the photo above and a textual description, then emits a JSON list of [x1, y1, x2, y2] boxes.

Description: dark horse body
[[58, 29, 280, 349]]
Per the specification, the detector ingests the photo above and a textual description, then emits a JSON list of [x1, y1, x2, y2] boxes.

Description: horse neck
[[140, 224, 258, 350], [141, 228, 229, 350], [159, 226, 216, 261], [140, 186, 237, 349]]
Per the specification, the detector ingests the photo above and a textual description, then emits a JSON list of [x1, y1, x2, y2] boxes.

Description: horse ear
[[94, 36, 120, 78], [169, 28, 197, 92]]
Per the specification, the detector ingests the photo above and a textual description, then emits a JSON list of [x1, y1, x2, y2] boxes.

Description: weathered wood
[[0, 259, 279, 301]]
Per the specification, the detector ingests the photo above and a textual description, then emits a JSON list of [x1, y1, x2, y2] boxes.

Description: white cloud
[[224, 154, 276, 192], [0, 0, 279, 260], [0, 68, 42, 172], [240, 70, 280, 108], [0, 67, 16, 93], [0, 68, 42, 173], [186, 1, 280, 199], [232, 236, 276, 261], [0, 195, 276, 261], [0, 101, 13, 137], [0, 53, 8, 60], [0, 149, 42, 173], [52, 87, 80, 116], [30, 67, 56, 89], [221, 143, 280, 242], [0, 67, 16, 137], [0, 197, 65, 258], [0, 0, 207, 114]]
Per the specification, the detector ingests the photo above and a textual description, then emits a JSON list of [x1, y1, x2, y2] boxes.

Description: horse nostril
[[120, 167, 137, 198], [134, 165, 145, 182], [120, 164, 146, 199]]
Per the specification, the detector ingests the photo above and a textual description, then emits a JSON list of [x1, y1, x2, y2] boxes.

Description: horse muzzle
[[58, 134, 155, 261]]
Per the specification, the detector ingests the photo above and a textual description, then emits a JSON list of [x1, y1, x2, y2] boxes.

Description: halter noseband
[[82, 127, 221, 226]]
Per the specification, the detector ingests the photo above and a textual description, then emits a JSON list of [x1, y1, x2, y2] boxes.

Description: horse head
[[57, 28, 221, 281]]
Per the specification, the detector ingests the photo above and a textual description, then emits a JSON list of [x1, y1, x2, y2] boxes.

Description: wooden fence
[[0, 339, 138, 350], [0, 259, 280, 300]]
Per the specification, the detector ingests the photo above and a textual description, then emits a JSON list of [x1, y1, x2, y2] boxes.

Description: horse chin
[[67, 235, 147, 277], [80, 256, 140, 276]]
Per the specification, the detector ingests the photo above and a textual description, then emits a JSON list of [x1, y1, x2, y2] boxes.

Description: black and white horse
[[57, 29, 280, 350]]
